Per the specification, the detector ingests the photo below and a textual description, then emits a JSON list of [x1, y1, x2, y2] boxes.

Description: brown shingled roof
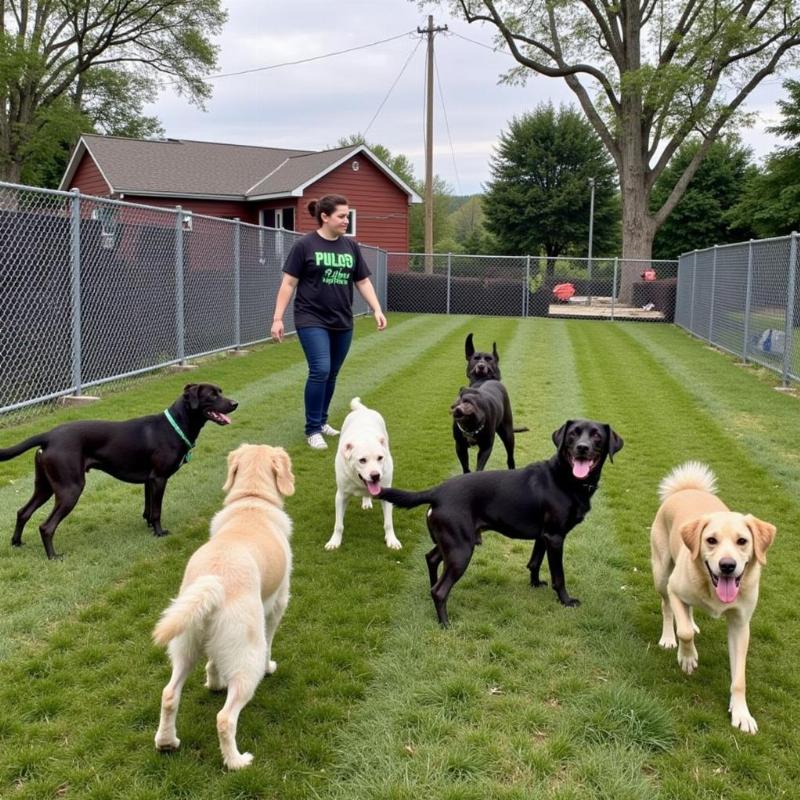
[[68, 135, 312, 197], [61, 135, 420, 203]]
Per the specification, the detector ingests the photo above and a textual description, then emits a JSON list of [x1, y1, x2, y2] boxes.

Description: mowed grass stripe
[[0, 315, 493, 800], [316, 318, 638, 800], [0, 313, 458, 661], [567, 320, 800, 798]]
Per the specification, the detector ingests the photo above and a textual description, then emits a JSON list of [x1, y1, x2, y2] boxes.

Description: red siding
[[66, 150, 410, 252], [122, 195, 257, 224], [70, 153, 112, 196], [299, 157, 410, 252]]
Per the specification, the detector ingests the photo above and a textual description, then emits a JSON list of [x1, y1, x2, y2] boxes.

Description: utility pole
[[418, 15, 447, 273], [587, 177, 595, 306]]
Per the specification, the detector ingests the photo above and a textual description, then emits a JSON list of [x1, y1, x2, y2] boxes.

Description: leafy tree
[[483, 104, 619, 263], [1, 0, 226, 184], [651, 137, 756, 258], [431, 0, 800, 300], [726, 80, 800, 238]]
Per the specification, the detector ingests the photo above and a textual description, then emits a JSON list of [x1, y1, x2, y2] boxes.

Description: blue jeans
[[296, 326, 353, 436]]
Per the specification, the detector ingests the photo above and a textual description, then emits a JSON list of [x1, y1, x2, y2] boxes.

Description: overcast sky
[[144, 0, 794, 196]]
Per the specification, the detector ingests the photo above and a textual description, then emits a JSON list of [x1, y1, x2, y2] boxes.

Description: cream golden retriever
[[650, 461, 776, 733], [153, 443, 294, 769]]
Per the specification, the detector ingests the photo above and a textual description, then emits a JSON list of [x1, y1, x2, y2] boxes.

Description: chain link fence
[[386, 253, 678, 320], [0, 181, 386, 419], [675, 237, 799, 386]]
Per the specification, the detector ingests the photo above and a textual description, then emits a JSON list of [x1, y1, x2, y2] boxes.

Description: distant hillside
[[447, 194, 482, 213]]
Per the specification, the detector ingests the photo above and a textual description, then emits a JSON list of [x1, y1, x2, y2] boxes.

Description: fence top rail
[[680, 232, 797, 258], [0, 179, 294, 234], [388, 252, 678, 264]]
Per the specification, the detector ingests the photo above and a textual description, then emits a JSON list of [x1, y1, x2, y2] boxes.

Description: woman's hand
[[271, 319, 285, 342], [374, 309, 387, 330]]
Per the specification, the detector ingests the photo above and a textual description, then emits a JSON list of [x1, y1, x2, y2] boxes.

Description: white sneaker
[[307, 433, 328, 450], [321, 423, 340, 436]]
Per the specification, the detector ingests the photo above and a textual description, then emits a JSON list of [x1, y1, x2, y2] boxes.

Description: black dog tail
[[379, 486, 438, 509], [0, 434, 49, 462], [513, 426, 530, 433]]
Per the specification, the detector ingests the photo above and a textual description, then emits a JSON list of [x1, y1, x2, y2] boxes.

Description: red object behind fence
[[552, 282, 576, 302]]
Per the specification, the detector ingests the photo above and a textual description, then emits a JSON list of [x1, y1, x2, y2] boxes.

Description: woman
[[270, 195, 387, 449]]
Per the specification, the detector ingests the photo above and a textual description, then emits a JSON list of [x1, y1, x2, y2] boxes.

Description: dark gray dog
[[1, 384, 237, 559], [451, 381, 524, 473], [381, 420, 623, 626], [465, 332, 501, 385]]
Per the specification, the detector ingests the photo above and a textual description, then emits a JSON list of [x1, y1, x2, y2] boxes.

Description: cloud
[[144, 0, 797, 194]]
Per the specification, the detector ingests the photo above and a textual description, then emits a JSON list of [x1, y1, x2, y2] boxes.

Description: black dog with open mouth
[[380, 419, 623, 626], [1, 383, 237, 559]]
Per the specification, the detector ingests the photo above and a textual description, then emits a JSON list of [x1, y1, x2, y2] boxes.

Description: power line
[[164, 30, 417, 85], [434, 51, 462, 195], [363, 37, 423, 138]]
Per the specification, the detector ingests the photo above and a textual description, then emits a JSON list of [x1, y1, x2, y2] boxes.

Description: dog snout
[[719, 558, 737, 575], [370, 471, 381, 482], [228, 400, 239, 410], [575, 442, 590, 457]]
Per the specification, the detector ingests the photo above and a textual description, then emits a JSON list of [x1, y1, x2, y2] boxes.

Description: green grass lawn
[[1, 314, 799, 799]]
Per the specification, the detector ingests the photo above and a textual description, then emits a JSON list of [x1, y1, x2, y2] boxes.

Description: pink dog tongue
[[716, 576, 739, 603], [572, 460, 592, 479], [367, 481, 381, 496]]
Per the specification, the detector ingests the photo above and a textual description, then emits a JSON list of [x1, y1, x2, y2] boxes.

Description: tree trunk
[[618, 101, 656, 304]]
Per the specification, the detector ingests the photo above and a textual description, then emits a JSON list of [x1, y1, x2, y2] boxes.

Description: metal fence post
[[782, 231, 797, 386], [69, 188, 83, 394], [446, 252, 452, 315], [690, 250, 697, 334], [525, 254, 531, 317], [743, 240, 754, 362], [234, 219, 241, 349], [708, 245, 718, 343], [611, 257, 618, 321], [175, 206, 185, 363]]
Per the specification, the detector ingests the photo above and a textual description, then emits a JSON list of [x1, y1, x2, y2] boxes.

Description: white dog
[[325, 397, 400, 551], [153, 444, 295, 769]]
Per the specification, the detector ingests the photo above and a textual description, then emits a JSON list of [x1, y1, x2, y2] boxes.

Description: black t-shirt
[[282, 232, 372, 330]]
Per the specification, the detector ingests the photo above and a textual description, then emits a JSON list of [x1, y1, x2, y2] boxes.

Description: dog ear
[[272, 448, 295, 497], [679, 515, 709, 560], [551, 421, 572, 449], [223, 447, 241, 492], [465, 333, 474, 359], [183, 383, 201, 411], [604, 426, 624, 463], [744, 514, 776, 565], [492, 341, 499, 364]]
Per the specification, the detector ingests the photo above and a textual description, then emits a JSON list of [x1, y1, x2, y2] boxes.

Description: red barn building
[[60, 134, 421, 252]]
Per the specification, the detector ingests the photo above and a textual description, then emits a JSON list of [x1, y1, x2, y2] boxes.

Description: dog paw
[[225, 751, 254, 770], [324, 536, 341, 551], [155, 734, 180, 751], [730, 702, 758, 734], [266, 660, 278, 674], [678, 649, 698, 674], [658, 635, 677, 649], [562, 597, 581, 608], [362, 497, 373, 510], [153, 528, 171, 538], [385, 536, 402, 550]]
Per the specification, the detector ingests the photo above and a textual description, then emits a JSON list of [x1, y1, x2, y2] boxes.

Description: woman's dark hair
[[308, 194, 348, 225]]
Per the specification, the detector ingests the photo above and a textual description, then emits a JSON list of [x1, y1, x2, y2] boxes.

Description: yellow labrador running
[[153, 444, 295, 769], [650, 462, 776, 733]]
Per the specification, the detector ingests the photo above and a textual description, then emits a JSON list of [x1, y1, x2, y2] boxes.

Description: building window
[[259, 207, 294, 231], [346, 209, 356, 236]]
